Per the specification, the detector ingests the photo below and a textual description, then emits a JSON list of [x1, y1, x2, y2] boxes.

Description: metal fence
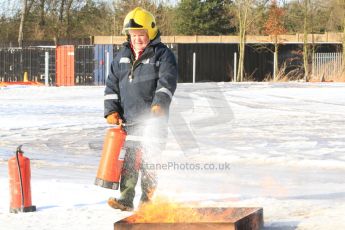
[[1, 44, 342, 84], [0, 48, 21, 82], [312, 53, 343, 81], [0, 47, 55, 84], [75, 45, 94, 85]]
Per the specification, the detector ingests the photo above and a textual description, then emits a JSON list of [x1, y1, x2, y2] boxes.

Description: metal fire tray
[[114, 207, 263, 230]]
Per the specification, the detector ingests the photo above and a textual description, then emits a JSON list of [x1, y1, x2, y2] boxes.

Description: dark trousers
[[119, 144, 157, 205], [119, 120, 167, 205]]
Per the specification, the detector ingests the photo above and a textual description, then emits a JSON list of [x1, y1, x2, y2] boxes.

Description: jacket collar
[[122, 32, 161, 62]]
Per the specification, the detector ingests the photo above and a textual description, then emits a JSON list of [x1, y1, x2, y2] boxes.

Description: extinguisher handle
[[16, 145, 24, 154]]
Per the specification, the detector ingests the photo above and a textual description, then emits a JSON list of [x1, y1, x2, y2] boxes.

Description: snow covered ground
[[0, 82, 345, 230]]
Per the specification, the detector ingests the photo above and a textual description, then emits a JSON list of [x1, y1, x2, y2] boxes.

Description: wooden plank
[[93, 33, 343, 45]]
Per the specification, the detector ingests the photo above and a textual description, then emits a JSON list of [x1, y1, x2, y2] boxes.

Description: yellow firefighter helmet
[[122, 7, 158, 40]]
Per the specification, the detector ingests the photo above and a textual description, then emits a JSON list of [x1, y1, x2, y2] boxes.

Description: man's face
[[128, 29, 150, 52]]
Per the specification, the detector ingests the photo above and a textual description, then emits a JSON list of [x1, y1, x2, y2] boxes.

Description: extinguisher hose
[[15, 150, 25, 211]]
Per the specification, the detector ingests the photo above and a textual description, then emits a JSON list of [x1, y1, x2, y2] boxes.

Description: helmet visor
[[124, 19, 143, 30]]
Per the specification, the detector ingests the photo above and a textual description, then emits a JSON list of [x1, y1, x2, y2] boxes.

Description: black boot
[[108, 197, 134, 211]]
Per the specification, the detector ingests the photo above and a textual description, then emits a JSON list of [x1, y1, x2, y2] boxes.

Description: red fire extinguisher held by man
[[8, 145, 36, 213], [95, 125, 127, 190]]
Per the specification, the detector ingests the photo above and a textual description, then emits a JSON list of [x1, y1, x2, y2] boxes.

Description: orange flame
[[126, 197, 236, 223]]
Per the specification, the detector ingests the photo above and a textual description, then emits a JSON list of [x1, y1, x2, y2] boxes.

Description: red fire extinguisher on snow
[[8, 145, 36, 213], [95, 126, 127, 190]]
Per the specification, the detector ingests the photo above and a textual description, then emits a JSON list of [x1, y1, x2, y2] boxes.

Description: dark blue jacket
[[104, 35, 178, 124]]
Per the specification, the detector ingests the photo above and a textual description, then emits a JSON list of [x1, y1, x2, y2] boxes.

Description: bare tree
[[264, 0, 286, 80], [18, 0, 27, 47], [302, 0, 310, 81], [39, 0, 46, 26], [65, 0, 74, 38], [51, 0, 75, 44], [343, 8, 345, 73], [233, 0, 268, 81], [233, 0, 252, 82], [18, 0, 34, 47], [59, 0, 65, 22], [340, 0, 345, 72]]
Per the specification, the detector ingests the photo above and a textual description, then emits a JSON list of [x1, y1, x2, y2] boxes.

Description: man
[[104, 7, 178, 211]]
